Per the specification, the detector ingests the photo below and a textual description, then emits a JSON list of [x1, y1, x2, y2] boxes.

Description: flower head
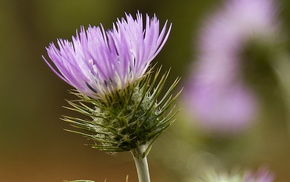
[[44, 12, 171, 100], [183, 0, 280, 135], [43, 13, 179, 154], [244, 167, 275, 182], [196, 167, 275, 182], [186, 81, 256, 134]]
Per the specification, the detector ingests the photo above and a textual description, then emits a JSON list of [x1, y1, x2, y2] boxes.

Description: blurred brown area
[[2, 0, 290, 181]]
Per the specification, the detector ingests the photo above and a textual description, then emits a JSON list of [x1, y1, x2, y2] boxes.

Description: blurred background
[[2, 0, 290, 181]]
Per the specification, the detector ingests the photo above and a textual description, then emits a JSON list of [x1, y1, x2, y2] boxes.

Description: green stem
[[131, 146, 151, 182], [133, 155, 151, 182]]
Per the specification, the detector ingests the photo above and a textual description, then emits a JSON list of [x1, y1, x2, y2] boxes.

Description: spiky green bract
[[62, 68, 181, 154]]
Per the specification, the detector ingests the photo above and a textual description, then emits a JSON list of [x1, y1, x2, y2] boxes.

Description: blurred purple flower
[[43, 12, 171, 100], [186, 81, 257, 134], [199, 166, 275, 182], [243, 167, 275, 182], [183, 0, 279, 135]]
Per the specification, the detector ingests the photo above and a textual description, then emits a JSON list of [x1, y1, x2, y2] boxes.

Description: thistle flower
[[195, 167, 275, 182], [183, 0, 280, 135], [43, 12, 179, 156], [244, 167, 275, 182], [186, 81, 256, 134]]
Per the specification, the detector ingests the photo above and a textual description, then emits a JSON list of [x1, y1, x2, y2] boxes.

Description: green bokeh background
[[1, 0, 290, 181]]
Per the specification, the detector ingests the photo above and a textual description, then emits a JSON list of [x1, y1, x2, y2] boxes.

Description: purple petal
[[43, 12, 171, 99]]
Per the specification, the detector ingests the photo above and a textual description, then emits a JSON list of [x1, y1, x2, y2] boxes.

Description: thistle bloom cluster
[[44, 13, 179, 154], [183, 0, 280, 135]]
